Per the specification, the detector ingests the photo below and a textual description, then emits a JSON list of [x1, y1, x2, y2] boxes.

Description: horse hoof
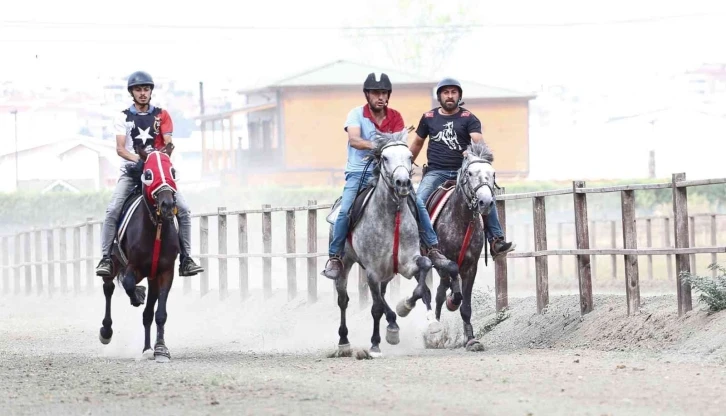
[[154, 342, 170, 363], [386, 327, 400, 345], [135, 286, 146, 305], [426, 319, 443, 336], [446, 295, 460, 312], [142, 348, 154, 360], [155, 354, 170, 363], [396, 298, 414, 317], [98, 328, 112, 345], [466, 339, 485, 352], [369, 346, 382, 358]]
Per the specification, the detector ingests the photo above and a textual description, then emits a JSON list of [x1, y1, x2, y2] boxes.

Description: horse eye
[[468, 171, 472, 176]]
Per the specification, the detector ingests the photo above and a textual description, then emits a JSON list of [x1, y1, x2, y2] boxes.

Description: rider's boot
[[96, 256, 113, 277], [321, 255, 344, 280], [425, 244, 450, 266], [179, 256, 204, 276], [490, 236, 515, 258]]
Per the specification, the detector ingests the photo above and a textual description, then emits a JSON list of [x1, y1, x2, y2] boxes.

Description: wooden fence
[[1, 172, 725, 317]]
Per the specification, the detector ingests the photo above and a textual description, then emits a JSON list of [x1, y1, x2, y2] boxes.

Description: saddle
[[424, 179, 457, 226], [325, 184, 420, 233]]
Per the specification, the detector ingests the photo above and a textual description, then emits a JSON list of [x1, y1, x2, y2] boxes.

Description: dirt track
[[2, 287, 726, 415]]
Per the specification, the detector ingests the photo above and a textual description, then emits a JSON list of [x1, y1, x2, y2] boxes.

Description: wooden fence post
[[1, 236, 8, 295], [262, 204, 272, 299], [533, 195, 548, 313], [646, 218, 653, 280], [664, 217, 673, 280], [573, 181, 593, 315], [307, 200, 318, 303], [86, 218, 94, 294], [610, 220, 617, 280], [46, 229, 55, 297], [199, 215, 209, 297], [672, 172, 692, 315], [59, 227, 68, 294], [621, 190, 640, 315], [34, 229, 42, 296], [73, 226, 81, 295], [14, 234, 21, 295], [711, 215, 718, 278], [218, 207, 228, 300], [494, 187, 508, 312], [238, 212, 249, 299], [24, 230, 31, 295], [286, 209, 297, 301]]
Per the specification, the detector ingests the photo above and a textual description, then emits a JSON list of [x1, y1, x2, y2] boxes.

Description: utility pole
[[11, 109, 18, 191]]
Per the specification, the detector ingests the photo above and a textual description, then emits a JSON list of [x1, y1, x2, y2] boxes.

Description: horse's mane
[[121, 160, 144, 190], [365, 129, 409, 187], [465, 141, 494, 164]]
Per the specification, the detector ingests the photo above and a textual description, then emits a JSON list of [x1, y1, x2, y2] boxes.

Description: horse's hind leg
[[368, 274, 385, 358], [460, 270, 484, 352], [121, 269, 146, 307], [141, 284, 160, 359], [99, 277, 115, 344], [380, 281, 399, 345], [153, 271, 174, 363]]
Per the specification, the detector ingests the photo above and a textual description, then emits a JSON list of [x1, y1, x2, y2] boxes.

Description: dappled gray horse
[[327, 129, 434, 358], [421, 141, 497, 351]]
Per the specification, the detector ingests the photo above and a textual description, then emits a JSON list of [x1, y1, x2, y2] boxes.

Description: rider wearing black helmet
[[95, 70, 205, 278], [321, 72, 449, 280], [409, 77, 515, 258]]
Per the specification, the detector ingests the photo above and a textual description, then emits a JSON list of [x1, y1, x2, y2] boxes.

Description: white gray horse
[[331, 129, 435, 358]]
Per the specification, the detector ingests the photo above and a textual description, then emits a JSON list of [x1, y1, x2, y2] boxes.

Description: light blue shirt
[[343, 106, 379, 174]]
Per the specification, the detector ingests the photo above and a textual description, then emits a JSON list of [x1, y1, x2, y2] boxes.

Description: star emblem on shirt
[[135, 127, 153, 141]]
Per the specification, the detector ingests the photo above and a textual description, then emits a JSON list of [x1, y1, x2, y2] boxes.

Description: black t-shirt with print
[[415, 107, 483, 171]]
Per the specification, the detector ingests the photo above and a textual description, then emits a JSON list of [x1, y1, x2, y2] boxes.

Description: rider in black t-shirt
[[410, 78, 515, 258]]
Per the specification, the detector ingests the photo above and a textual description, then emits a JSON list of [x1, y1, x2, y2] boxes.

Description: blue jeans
[[329, 171, 439, 257], [417, 169, 504, 243]]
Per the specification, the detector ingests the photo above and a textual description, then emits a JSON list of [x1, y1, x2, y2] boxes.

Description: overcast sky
[[0, 0, 724, 93]]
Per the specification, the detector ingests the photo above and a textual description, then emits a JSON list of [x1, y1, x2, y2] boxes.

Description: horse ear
[[170, 167, 178, 182]]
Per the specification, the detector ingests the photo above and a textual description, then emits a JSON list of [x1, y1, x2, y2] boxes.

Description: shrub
[[681, 263, 726, 313]]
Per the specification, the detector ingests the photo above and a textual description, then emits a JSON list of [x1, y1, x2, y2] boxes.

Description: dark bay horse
[[98, 146, 180, 362], [327, 130, 435, 358], [423, 141, 497, 351]]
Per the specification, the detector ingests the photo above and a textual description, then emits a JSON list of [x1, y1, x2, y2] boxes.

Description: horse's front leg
[[368, 274, 385, 358], [141, 283, 160, 359], [121, 268, 146, 307], [99, 276, 115, 344], [460, 268, 484, 352], [334, 261, 352, 356], [380, 281, 399, 345], [434, 276, 451, 321], [153, 270, 174, 363], [395, 255, 432, 318]]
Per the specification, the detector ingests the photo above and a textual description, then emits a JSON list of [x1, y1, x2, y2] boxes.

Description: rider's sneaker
[[321, 256, 343, 280], [491, 237, 515, 258], [96, 256, 113, 277], [179, 257, 204, 276]]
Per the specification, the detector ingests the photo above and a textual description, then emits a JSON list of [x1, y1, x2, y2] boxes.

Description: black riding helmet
[[127, 70, 155, 93], [363, 72, 393, 97], [435, 77, 463, 105]]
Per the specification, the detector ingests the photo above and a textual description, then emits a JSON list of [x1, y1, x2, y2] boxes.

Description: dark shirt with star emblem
[[114, 104, 173, 169]]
